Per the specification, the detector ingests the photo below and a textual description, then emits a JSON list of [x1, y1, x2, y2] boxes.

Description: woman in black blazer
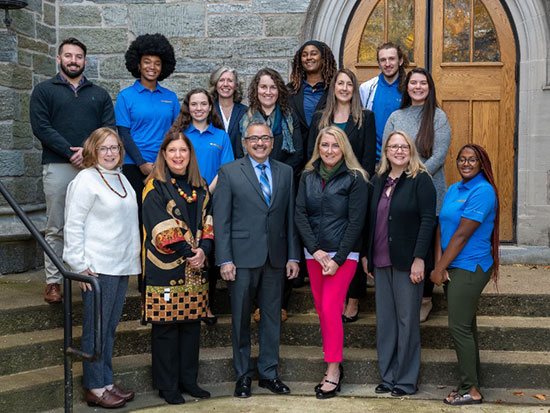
[[209, 66, 248, 159], [308, 68, 377, 321], [362, 130, 436, 397]]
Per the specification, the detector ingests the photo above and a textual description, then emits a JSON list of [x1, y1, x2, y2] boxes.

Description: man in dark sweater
[[30, 37, 116, 303]]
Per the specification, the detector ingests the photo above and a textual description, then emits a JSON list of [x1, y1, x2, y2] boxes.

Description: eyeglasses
[[97, 145, 120, 154], [387, 144, 410, 153], [244, 135, 272, 143], [457, 157, 478, 165]]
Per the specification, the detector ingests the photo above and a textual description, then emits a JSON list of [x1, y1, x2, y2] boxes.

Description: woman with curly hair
[[115, 33, 179, 254], [288, 41, 337, 167], [209, 67, 248, 158]]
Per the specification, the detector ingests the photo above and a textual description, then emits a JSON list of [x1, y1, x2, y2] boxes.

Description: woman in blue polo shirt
[[430, 143, 499, 406]]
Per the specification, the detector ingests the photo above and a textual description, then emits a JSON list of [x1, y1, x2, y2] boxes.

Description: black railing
[[0, 179, 102, 413]]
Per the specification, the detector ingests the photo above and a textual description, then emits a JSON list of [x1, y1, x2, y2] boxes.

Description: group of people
[[29, 34, 500, 408]]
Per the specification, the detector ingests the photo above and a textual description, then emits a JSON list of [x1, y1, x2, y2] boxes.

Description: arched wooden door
[[343, 0, 516, 241]]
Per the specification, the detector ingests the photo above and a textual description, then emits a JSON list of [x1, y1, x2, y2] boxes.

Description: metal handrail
[[0, 179, 102, 413]]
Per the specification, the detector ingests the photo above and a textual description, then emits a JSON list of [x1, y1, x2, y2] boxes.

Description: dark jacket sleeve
[[117, 126, 145, 166], [286, 166, 301, 261], [212, 166, 233, 265], [412, 172, 437, 260], [198, 190, 214, 257], [361, 110, 377, 178], [333, 173, 369, 266], [294, 172, 320, 254], [286, 114, 303, 174], [101, 89, 116, 129], [307, 111, 322, 161]]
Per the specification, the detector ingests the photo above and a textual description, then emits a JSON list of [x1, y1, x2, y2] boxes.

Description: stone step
[[2, 313, 550, 376], [1, 346, 549, 412]]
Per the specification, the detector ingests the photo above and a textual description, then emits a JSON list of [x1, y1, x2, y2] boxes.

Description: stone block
[[100, 55, 133, 79], [26, 0, 43, 13], [103, 5, 128, 27], [264, 14, 304, 37], [187, 74, 210, 90], [17, 93, 31, 123], [156, 78, 188, 98], [58, 0, 83, 2], [18, 50, 33, 67], [0, 32, 17, 63], [233, 38, 299, 58], [37, 23, 57, 45], [0, 89, 18, 121], [59, 28, 128, 54], [0, 64, 33, 90], [175, 58, 219, 74], [180, 39, 234, 59], [0, 151, 24, 176], [12, 121, 34, 150], [11, 9, 35, 38], [48, 46, 57, 58], [253, 0, 309, 13], [43, 2, 56, 26], [207, 3, 252, 13], [24, 152, 43, 177], [128, 4, 205, 38], [0, 177, 41, 204], [18, 36, 49, 54], [83, 56, 99, 80], [32, 54, 57, 77], [222, 58, 289, 76], [0, 239, 44, 274], [93, 0, 165, 3], [0, 123, 13, 149], [59, 5, 102, 27], [208, 14, 262, 38], [94, 80, 121, 100]]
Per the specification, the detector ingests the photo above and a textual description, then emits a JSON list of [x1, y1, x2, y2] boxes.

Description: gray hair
[[208, 66, 244, 103], [245, 118, 273, 137]]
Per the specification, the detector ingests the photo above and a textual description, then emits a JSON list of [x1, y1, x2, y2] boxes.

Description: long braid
[[461, 144, 500, 283]]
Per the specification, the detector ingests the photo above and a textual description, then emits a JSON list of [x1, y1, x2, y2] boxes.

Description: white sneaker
[[420, 298, 433, 322]]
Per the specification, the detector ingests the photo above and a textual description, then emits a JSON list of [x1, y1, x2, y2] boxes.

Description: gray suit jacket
[[213, 155, 300, 268]]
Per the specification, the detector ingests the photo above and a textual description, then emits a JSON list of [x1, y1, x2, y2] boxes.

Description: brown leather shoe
[[84, 389, 125, 408], [109, 384, 134, 401], [281, 309, 288, 322], [253, 308, 260, 323], [44, 283, 61, 303]]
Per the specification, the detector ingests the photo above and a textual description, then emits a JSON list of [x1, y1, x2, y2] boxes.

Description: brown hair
[[318, 68, 363, 130], [377, 130, 428, 179], [169, 88, 223, 133], [248, 68, 290, 116], [377, 42, 409, 93], [82, 127, 125, 169], [58, 37, 87, 56], [147, 131, 204, 187], [289, 41, 337, 94], [457, 144, 500, 282]]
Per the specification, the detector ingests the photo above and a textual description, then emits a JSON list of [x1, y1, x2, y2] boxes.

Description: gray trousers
[[42, 163, 79, 284], [374, 266, 423, 394], [229, 261, 283, 380]]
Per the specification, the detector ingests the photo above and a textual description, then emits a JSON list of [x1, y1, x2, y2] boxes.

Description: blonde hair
[[305, 126, 368, 182], [377, 130, 428, 178], [82, 127, 125, 169]]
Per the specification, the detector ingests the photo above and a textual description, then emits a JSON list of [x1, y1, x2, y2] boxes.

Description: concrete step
[[2, 313, 550, 376], [2, 346, 550, 412]]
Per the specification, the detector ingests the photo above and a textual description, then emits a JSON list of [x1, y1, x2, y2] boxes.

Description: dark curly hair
[[248, 68, 290, 116], [289, 41, 337, 94], [124, 33, 176, 82], [168, 88, 224, 134]]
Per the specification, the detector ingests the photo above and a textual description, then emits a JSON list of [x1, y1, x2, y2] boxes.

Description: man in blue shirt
[[359, 42, 409, 161]]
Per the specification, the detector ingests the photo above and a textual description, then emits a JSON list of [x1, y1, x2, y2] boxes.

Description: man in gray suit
[[214, 119, 300, 398]]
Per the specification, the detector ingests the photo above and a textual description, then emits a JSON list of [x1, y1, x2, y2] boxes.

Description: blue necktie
[[257, 163, 271, 205]]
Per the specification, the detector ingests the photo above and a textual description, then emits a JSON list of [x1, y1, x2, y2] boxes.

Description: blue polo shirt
[[115, 80, 180, 164], [302, 80, 325, 127], [372, 73, 402, 161], [439, 172, 496, 272], [184, 123, 234, 185]]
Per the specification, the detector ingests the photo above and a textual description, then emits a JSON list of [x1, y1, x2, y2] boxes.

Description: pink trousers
[[307, 258, 357, 362]]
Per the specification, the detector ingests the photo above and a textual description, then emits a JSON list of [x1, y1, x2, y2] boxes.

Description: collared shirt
[[115, 79, 180, 164], [372, 73, 402, 161], [185, 123, 234, 185], [372, 175, 399, 267], [303, 80, 325, 126], [439, 172, 496, 272], [59, 72, 85, 93], [249, 156, 273, 193]]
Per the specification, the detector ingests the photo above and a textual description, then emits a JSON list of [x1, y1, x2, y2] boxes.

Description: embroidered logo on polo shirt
[[210, 143, 222, 149], [161, 100, 173, 103]]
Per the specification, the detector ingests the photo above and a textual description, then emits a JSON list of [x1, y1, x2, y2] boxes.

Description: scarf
[[240, 105, 295, 154], [319, 158, 344, 182]]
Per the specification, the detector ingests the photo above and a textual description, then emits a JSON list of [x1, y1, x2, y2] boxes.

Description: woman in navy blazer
[[362, 130, 436, 397], [209, 66, 248, 158]]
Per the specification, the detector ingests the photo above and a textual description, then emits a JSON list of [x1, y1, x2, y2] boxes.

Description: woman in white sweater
[[63, 127, 140, 409]]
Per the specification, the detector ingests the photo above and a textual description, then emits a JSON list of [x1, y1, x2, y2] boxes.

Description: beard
[[60, 62, 85, 79]]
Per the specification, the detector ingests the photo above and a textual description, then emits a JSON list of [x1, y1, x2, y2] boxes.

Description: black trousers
[[347, 264, 368, 300], [151, 322, 201, 391]]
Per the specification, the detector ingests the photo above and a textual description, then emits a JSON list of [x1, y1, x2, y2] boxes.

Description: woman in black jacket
[[362, 130, 436, 397], [295, 126, 368, 399]]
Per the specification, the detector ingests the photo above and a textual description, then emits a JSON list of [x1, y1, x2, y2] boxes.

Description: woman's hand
[[409, 257, 425, 284], [139, 162, 154, 176], [313, 249, 331, 268], [79, 269, 99, 292], [361, 256, 374, 279], [322, 260, 339, 276], [188, 248, 206, 269], [430, 267, 450, 286]]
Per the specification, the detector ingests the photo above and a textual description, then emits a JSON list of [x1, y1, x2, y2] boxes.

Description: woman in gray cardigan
[[383, 67, 451, 321]]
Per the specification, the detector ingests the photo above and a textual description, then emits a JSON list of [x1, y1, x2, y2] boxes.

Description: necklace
[[171, 178, 197, 203], [95, 167, 127, 198]]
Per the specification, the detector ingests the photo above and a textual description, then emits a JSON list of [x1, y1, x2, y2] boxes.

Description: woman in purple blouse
[[361, 130, 436, 397]]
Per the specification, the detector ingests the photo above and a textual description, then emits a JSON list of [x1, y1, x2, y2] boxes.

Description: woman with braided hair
[[431, 143, 499, 406], [288, 41, 337, 168]]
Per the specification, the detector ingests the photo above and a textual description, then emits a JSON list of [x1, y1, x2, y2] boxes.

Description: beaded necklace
[[95, 167, 127, 198], [171, 178, 197, 203]]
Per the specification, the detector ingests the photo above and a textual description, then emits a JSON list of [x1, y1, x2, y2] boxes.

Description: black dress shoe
[[202, 315, 218, 326], [180, 383, 211, 399], [375, 383, 392, 394], [234, 376, 252, 398], [391, 387, 410, 397], [342, 312, 359, 323], [159, 389, 185, 404], [316, 364, 343, 399], [258, 378, 290, 394]]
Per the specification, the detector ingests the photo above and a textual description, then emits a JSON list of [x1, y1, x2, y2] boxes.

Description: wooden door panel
[[441, 100, 470, 188]]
